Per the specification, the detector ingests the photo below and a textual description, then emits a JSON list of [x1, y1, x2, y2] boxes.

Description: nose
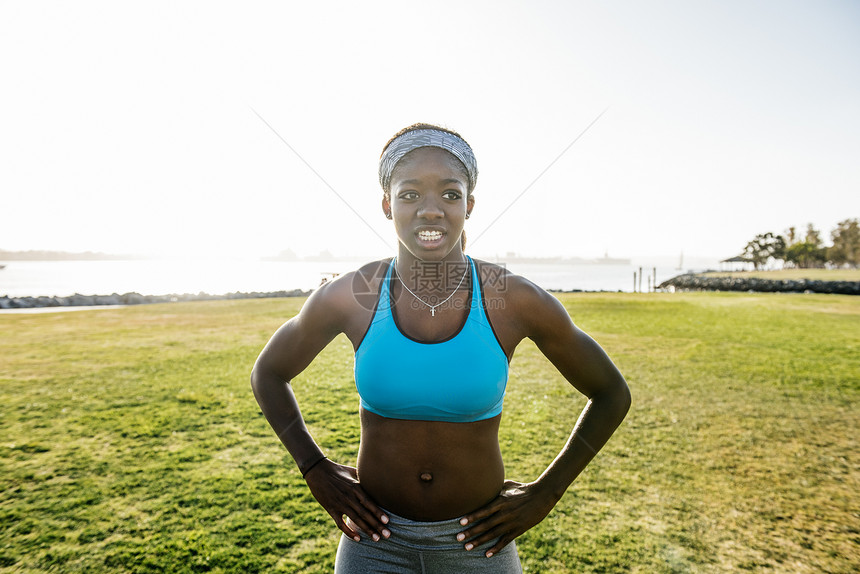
[[417, 197, 444, 220]]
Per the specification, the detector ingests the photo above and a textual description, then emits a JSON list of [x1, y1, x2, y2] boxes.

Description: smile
[[418, 230, 443, 241]]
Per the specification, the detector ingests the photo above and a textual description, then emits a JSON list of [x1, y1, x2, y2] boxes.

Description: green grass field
[[702, 269, 860, 281], [1, 293, 858, 573]]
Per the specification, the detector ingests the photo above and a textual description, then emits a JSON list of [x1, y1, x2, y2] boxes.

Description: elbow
[[619, 378, 632, 417], [609, 368, 631, 406], [250, 361, 291, 398], [249, 362, 272, 398], [249, 366, 259, 392], [592, 375, 631, 420], [612, 374, 632, 421], [250, 365, 262, 398]]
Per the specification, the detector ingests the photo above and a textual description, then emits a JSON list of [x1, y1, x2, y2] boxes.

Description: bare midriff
[[357, 409, 505, 521]]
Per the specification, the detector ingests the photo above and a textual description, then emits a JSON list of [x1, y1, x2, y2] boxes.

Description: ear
[[466, 194, 475, 218], [381, 194, 392, 219]]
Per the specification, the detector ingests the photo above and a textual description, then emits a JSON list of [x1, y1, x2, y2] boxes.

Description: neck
[[396, 244, 467, 268], [394, 246, 469, 295]]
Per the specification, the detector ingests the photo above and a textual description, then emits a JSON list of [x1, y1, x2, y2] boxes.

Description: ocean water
[[0, 258, 707, 298]]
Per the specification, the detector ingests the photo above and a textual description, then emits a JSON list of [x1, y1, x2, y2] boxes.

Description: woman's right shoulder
[[301, 258, 392, 320]]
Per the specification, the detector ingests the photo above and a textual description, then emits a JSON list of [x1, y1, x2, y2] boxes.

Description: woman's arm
[[456, 280, 631, 557], [250, 277, 391, 543]]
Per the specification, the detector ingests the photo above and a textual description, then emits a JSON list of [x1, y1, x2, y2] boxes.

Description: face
[[382, 147, 475, 262]]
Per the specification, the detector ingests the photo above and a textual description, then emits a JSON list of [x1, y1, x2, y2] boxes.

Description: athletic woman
[[251, 123, 631, 573]]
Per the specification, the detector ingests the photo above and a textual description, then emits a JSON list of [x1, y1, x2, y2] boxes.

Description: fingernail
[[372, 533, 380, 542], [353, 536, 360, 542], [465, 543, 473, 551], [460, 518, 468, 526], [381, 515, 389, 524], [456, 533, 465, 541], [486, 551, 494, 558], [382, 529, 390, 538]]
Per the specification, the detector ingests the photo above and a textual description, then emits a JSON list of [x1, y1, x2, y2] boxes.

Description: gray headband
[[378, 128, 478, 193]]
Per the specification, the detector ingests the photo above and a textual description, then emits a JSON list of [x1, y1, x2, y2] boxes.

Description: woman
[[251, 123, 631, 573]]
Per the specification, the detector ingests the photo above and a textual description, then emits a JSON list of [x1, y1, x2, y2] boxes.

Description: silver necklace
[[392, 258, 469, 317]]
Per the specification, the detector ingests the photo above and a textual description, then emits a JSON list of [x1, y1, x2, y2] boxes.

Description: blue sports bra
[[354, 256, 509, 423]]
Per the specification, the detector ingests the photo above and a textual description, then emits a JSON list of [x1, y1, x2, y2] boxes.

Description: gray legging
[[334, 509, 522, 573]]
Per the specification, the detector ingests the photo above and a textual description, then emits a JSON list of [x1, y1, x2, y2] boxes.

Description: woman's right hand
[[303, 459, 391, 543]]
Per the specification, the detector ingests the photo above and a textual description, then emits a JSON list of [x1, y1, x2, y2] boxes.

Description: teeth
[[418, 231, 442, 241]]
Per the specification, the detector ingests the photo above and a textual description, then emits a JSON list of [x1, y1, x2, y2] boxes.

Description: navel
[[419, 472, 433, 482]]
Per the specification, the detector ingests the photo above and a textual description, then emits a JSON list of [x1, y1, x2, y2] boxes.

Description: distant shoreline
[[0, 290, 312, 310], [9, 274, 857, 310], [0, 250, 147, 261], [1, 285, 641, 310]]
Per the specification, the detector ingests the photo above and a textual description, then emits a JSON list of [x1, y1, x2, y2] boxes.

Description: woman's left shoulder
[[471, 257, 561, 314], [470, 258, 575, 351]]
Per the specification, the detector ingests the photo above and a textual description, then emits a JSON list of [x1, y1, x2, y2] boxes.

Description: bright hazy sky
[[2, 1, 858, 261]]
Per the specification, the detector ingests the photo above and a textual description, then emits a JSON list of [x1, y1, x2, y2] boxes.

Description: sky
[[1, 0, 858, 262]]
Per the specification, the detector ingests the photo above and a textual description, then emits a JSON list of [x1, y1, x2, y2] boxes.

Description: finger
[[458, 480, 525, 527], [334, 513, 362, 542], [354, 490, 391, 534], [457, 499, 502, 528], [482, 535, 514, 559], [462, 523, 508, 552], [344, 507, 386, 543], [456, 509, 505, 542], [348, 490, 391, 539]]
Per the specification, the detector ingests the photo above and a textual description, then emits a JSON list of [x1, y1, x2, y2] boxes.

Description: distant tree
[[784, 226, 798, 246], [743, 232, 786, 270], [828, 218, 860, 268], [804, 223, 824, 248], [780, 223, 827, 268], [785, 241, 826, 268]]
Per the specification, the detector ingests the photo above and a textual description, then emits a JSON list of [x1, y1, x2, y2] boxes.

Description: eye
[[398, 191, 419, 200], [442, 190, 463, 200]]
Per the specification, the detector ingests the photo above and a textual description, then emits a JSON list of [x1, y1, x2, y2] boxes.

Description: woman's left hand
[[455, 480, 559, 558]]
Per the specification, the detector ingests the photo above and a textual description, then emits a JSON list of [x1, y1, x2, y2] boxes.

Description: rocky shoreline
[[0, 289, 312, 310], [4, 275, 858, 309], [658, 274, 859, 295]]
